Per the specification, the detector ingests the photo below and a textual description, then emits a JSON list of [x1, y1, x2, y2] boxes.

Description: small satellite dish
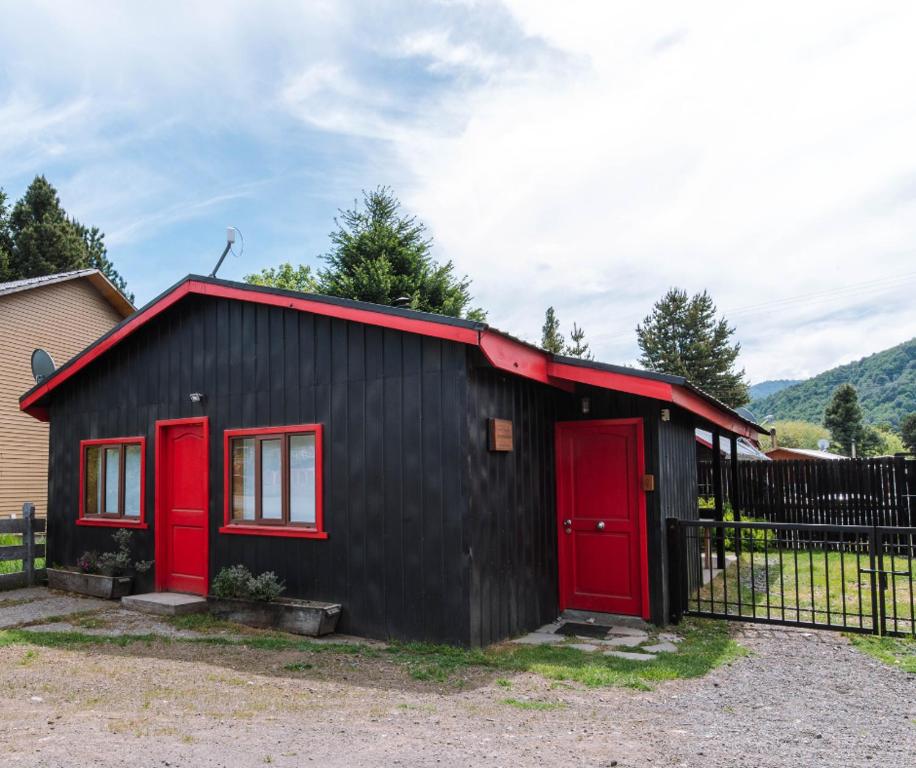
[[31, 348, 56, 383], [735, 406, 757, 423], [817, 438, 830, 451]]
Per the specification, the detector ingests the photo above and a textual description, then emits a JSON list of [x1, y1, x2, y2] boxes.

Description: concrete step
[[121, 592, 208, 617]]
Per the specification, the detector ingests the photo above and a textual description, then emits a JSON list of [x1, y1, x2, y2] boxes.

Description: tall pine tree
[[541, 307, 564, 353], [565, 323, 593, 360], [317, 187, 485, 321], [823, 384, 883, 456], [0, 176, 133, 302], [636, 288, 749, 407]]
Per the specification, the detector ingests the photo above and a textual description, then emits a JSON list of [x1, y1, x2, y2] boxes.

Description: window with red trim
[[221, 425, 325, 538], [79, 438, 146, 526]]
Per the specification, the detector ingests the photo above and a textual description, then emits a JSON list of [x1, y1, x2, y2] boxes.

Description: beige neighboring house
[[0, 270, 133, 517]]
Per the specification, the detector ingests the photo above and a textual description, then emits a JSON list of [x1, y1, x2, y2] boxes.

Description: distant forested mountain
[[748, 379, 802, 401], [750, 337, 916, 428]]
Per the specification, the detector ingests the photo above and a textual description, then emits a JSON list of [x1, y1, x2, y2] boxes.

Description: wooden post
[[711, 427, 725, 569], [22, 502, 35, 587], [730, 435, 740, 523]]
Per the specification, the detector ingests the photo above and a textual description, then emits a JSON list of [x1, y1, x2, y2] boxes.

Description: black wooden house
[[21, 275, 762, 646]]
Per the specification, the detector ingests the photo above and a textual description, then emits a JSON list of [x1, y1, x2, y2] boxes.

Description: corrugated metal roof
[[0, 269, 99, 296]]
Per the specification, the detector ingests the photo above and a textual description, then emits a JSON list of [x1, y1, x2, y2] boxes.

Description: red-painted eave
[[20, 278, 758, 439], [21, 278, 481, 419]]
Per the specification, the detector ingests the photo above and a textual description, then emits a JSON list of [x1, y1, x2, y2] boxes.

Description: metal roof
[[0, 269, 134, 317]]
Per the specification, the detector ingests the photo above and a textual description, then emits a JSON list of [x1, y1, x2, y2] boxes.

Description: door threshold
[[560, 609, 651, 630]]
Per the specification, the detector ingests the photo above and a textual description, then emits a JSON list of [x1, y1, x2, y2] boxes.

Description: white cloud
[[384, 2, 916, 381], [396, 29, 504, 75]]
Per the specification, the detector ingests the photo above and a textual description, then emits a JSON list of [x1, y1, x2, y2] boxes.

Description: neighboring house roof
[[696, 429, 771, 460], [766, 447, 847, 460], [18, 274, 764, 437], [0, 269, 134, 318]]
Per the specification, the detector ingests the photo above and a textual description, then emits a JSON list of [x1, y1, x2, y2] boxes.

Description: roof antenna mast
[[209, 227, 242, 278]]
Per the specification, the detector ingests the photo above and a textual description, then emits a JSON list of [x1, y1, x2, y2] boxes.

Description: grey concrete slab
[[567, 642, 600, 652], [513, 632, 566, 645], [643, 641, 678, 653], [121, 592, 208, 617], [604, 650, 657, 661], [0, 587, 109, 628]]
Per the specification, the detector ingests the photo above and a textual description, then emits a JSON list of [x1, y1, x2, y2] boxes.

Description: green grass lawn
[[0, 616, 744, 690], [845, 633, 916, 673], [695, 548, 915, 635], [0, 532, 46, 575]]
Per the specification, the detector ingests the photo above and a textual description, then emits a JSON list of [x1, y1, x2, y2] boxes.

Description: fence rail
[[698, 455, 914, 527], [0, 503, 46, 590], [668, 517, 915, 637]]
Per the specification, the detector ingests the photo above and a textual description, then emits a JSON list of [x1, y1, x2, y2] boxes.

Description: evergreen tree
[[565, 322, 593, 359], [824, 384, 868, 456], [245, 263, 317, 293], [636, 288, 749, 407], [318, 187, 486, 321], [541, 306, 564, 353], [0, 176, 133, 301], [900, 413, 916, 453], [0, 189, 12, 281]]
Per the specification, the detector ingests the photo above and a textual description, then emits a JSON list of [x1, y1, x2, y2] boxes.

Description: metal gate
[[667, 519, 916, 637]]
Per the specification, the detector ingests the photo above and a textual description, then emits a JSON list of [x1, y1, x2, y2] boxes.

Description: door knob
[[563, 519, 572, 527], [596, 521, 606, 531]]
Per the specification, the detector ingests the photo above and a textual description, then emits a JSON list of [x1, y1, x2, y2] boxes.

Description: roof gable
[[0, 269, 134, 317], [19, 274, 762, 438]]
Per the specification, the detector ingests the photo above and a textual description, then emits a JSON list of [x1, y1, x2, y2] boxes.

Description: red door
[[556, 419, 647, 617], [155, 418, 209, 595]]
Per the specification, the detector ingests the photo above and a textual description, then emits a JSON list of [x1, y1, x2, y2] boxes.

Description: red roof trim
[[20, 276, 758, 437]]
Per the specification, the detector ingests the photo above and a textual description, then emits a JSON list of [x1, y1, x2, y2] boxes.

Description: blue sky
[[2, 1, 915, 383]]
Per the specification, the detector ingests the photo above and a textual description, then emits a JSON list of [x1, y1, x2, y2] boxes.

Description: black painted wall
[[47, 294, 472, 644], [44, 292, 702, 645]]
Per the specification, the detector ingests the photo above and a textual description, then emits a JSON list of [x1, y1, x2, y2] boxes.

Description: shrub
[[211, 565, 285, 602], [75, 530, 152, 577]]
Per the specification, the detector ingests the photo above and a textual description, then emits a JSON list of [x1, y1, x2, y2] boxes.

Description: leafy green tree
[[318, 187, 485, 321], [901, 413, 916, 453], [761, 420, 830, 450], [873, 423, 905, 455], [823, 383, 885, 456], [636, 288, 749, 407], [245, 263, 318, 293], [565, 322, 593, 360], [0, 176, 132, 302], [541, 306, 564, 353]]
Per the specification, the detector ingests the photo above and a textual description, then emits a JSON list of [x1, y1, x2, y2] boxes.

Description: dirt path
[[0, 606, 912, 767]]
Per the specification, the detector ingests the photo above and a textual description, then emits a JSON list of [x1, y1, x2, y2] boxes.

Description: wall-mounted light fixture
[[581, 397, 591, 415], [189, 392, 205, 404], [660, 408, 671, 422]]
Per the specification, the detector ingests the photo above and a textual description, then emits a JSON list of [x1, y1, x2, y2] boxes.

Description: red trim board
[[77, 436, 148, 528], [220, 423, 327, 539]]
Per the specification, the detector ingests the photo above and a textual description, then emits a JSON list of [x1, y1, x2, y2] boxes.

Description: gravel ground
[[0, 593, 912, 767]]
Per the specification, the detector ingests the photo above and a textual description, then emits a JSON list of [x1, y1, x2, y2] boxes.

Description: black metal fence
[[668, 518, 915, 637], [697, 456, 914, 527]]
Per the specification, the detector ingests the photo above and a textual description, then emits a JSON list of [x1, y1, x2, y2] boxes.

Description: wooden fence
[[0, 503, 46, 590], [698, 456, 915, 527]]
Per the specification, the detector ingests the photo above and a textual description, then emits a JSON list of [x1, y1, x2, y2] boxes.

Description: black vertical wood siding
[[464, 352, 560, 647], [46, 294, 471, 644]]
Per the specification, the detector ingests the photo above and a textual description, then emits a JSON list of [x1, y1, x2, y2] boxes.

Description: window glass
[[231, 438, 255, 521], [104, 447, 120, 514], [124, 444, 142, 517], [260, 439, 283, 519], [85, 446, 101, 516], [289, 434, 316, 524]]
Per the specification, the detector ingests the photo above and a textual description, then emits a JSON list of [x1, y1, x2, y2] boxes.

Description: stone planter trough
[[207, 596, 341, 636], [46, 567, 133, 599]]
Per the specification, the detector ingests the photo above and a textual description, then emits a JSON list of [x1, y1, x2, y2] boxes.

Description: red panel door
[[156, 418, 209, 595], [556, 419, 647, 617]]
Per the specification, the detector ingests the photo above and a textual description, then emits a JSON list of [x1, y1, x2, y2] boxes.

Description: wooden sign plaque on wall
[[488, 418, 514, 452]]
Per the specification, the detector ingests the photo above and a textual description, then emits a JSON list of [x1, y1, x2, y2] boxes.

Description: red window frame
[[77, 437, 148, 528], [220, 424, 327, 539]]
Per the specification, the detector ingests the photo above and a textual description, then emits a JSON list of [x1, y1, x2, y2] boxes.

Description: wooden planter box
[[207, 596, 341, 636], [46, 567, 133, 599]]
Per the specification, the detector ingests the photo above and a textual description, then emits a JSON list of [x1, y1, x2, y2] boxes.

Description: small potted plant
[[208, 565, 341, 636], [47, 529, 152, 599]]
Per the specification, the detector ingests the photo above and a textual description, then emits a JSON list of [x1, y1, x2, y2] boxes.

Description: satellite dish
[[735, 406, 757, 423], [31, 348, 56, 383], [817, 438, 830, 451]]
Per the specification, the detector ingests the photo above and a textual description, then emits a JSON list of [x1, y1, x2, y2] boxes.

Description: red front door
[[155, 418, 209, 595], [556, 419, 647, 617]]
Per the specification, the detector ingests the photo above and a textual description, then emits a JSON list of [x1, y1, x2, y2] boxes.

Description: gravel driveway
[[0, 598, 912, 767]]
